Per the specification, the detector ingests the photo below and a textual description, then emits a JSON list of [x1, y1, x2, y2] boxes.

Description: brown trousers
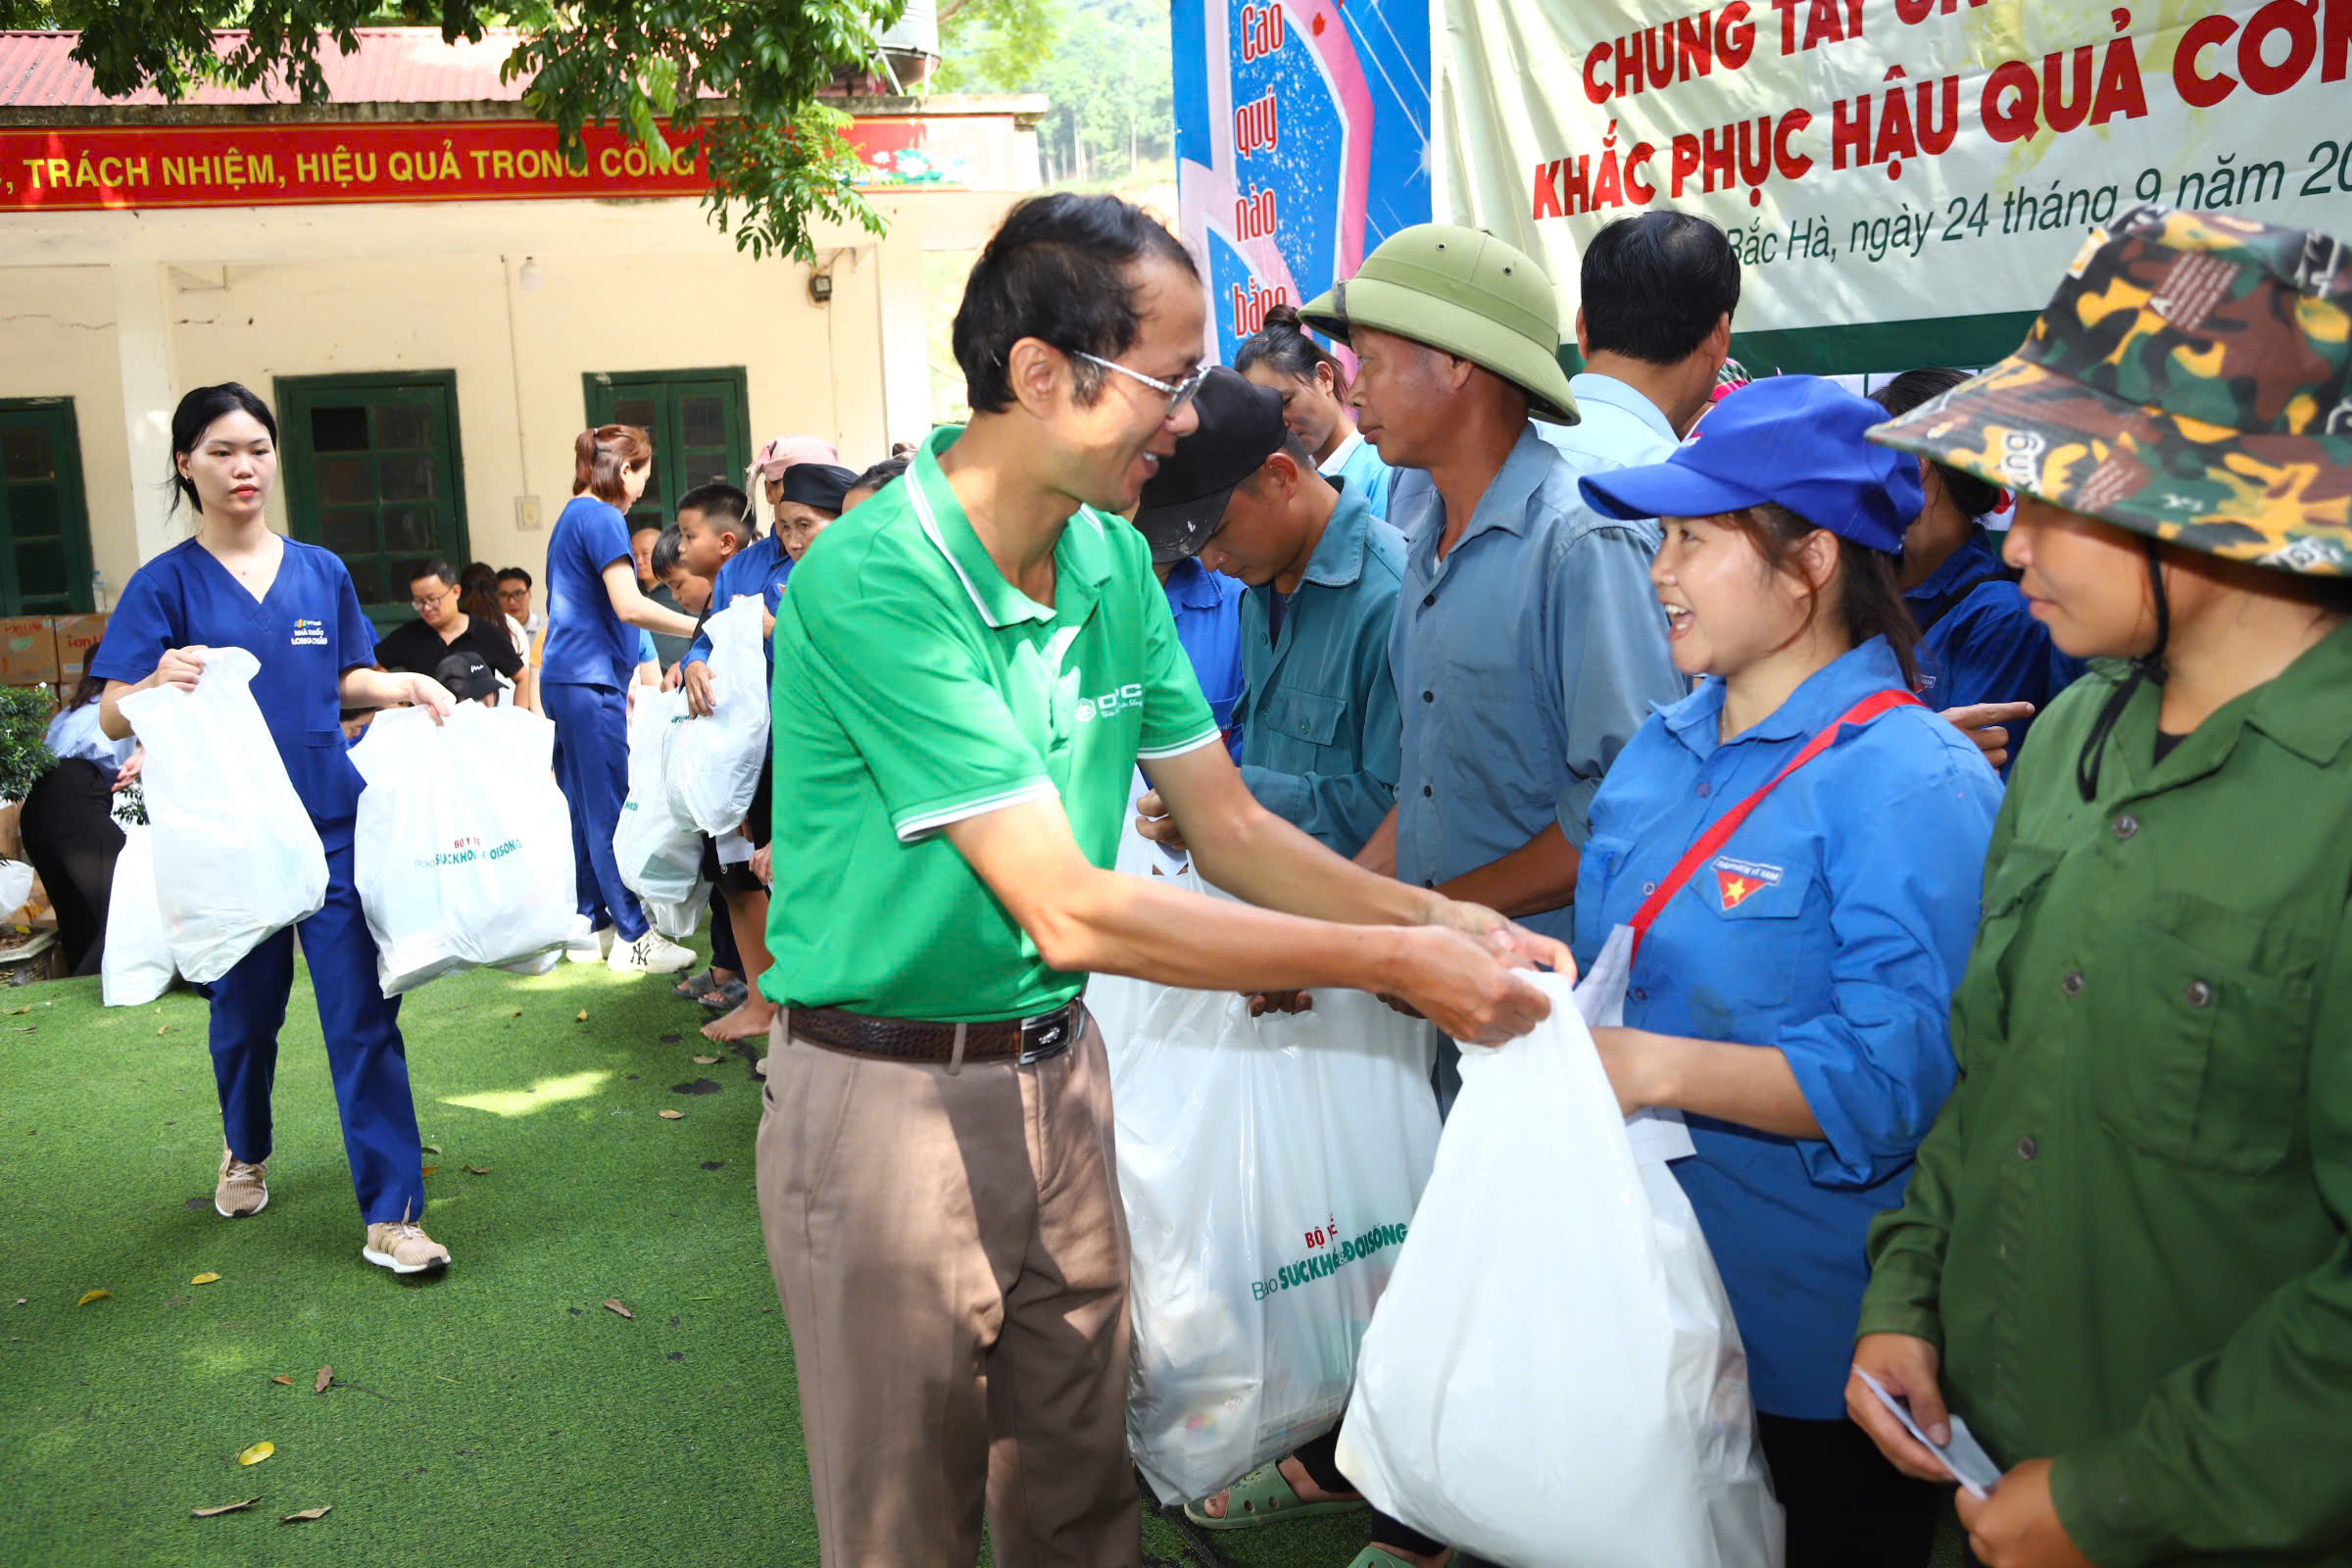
[[756, 1008, 1140, 1568]]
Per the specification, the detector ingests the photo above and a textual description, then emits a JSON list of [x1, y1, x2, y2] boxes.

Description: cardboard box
[[0, 618, 57, 689], [52, 613, 107, 690]]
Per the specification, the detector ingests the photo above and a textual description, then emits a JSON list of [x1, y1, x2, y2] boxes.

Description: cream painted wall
[[0, 185, 1021, 594], [0, 265, 141, 598]]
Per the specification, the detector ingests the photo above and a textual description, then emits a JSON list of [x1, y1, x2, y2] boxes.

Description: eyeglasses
[[1071, 352, 1210, 418], [410, 587, 453, 611]]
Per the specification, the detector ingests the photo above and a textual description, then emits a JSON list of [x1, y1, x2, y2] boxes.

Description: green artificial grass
[[1, 950, 1965, 1567]]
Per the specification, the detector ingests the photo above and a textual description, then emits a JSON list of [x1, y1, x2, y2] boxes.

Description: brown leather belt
[[789, 1002, 1083, 1066]]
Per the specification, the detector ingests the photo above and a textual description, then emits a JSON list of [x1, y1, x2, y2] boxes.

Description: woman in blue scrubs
[[93, 383, 459, 1275], [1570, 376, 2004, 1563], [1236, 302, 1395, 517], [542, 424, 701, 975]]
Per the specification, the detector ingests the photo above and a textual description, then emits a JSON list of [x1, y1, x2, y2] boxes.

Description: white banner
[[1438, 0, 2352, 369]]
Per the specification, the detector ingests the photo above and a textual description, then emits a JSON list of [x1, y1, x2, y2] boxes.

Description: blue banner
[[1172, 0, 1433, 366]]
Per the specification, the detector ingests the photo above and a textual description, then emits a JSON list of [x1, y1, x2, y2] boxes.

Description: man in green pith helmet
[[1852, 205, 2352, 1568]]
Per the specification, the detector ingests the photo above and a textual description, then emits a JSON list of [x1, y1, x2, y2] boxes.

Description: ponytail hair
[[573, 424, 653, 507], [1724, 502, 1923, 694], [1234, 301, 1350, 394]]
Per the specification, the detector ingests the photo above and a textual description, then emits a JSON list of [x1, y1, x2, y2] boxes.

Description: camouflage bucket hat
[[1301, 223, 1580, 424], [1868, 205, 2352, 574]]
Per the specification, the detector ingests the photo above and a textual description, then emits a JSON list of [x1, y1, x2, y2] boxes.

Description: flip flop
[[672, 968, 718, 1001], [698, 979, 751, 1013], [1182, 1460, 1368, 1530], [1345, 1550, 1449, 1568]]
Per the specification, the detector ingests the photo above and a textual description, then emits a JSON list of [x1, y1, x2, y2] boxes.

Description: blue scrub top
[[1163, 555, 1246, 762], [684, 533, 794, 670], [1571, 638, 2003, 1419], [1904, 528, 2086, 771], [542, 495, 639, 689], [1320, 430, 1396, 519], [91, 536, 378, 825]]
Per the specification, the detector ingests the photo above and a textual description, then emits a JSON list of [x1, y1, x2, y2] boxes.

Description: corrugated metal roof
[[0, 28, 532, 108]]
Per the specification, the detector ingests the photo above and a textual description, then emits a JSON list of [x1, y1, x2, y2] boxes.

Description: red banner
[[0, 118, 943, 213]]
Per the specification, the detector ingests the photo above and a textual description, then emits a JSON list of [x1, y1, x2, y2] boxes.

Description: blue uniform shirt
[[1235, 478, 1404, 856], [92, 536, 378, 826], [684, 533, 795, 669], [44, 701, 136, 781], [1391, 397, 1685, 944], [1904, 527, 2085, 769], [1571, 638, 2003, 1418], [1163, 555, 1245, 762], [1319, 429, 1395, 519], [541, 495, 639, 689]]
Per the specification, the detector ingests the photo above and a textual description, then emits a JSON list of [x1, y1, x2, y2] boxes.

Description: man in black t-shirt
[[376, 559, 525, 690]]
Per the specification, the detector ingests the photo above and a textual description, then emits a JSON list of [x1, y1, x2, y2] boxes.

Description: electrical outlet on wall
[[515, 496, 542, 530]]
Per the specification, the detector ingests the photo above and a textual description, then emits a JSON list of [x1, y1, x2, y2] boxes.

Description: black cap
[[1133, 368, 1289, 563], [435, 651, 501, 703], [777, 463, 858, 514]]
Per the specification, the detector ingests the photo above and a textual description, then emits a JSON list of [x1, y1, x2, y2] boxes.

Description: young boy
[[674, 481, 754, 585], [651, 527, 712, 615]]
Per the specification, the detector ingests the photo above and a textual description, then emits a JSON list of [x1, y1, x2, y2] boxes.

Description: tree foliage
[[11, 0, 908, 263], [933, 0, 1170, 186]]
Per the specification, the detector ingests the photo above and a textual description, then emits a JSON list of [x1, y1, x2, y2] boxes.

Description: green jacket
[[1860, 623, 2352, 1567]]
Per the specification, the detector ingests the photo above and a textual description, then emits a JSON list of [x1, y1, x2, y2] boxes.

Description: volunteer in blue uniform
[[93, 382, 461, 1275], [1569, 377, 2003, 1564], [1235, 300, 1396, 518], [542, 423, 702, 975], [1872, 368, 2084, 769]]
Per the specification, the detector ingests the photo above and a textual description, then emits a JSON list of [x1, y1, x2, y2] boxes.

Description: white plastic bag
[[665, 598, 771, 837], [1336, 967, 1784, 1568], [1091, 841, 1441, 1503], [612, 686, 707, 931], [117, 648, 327, 984], [101, 823, 174, 1007], [0, 858, 33, 923], [349, 704, 578, 996]]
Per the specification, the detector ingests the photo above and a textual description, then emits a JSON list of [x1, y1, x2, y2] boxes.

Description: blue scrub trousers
[[211, 824, 423, 1227], [544, 679, 649, 943]]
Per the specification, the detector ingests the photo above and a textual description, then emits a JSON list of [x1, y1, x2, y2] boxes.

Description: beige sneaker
[[215, 1146, 269, 1218], [363, 1220, 452, 1275]]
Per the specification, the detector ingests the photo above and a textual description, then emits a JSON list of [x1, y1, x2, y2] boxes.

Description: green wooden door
[[276, 372, 471, 625], [583, 369, 751, 533], [0, 399, 96, 615]]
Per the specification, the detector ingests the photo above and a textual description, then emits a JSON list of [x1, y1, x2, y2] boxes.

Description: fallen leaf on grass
[[76, 1289, 110, 1306], [658, 1109, 685, 1120], [420, 1165, 439, 1176], [237, 1441, 274, 1466], [279, 1505, 331, 1524], [13, 1298, 25, 1306], [604, 1298, 634, 1319], [511, 1008, 522, 1017], [315, 1366, 333, 1395], [271, 1376, 293, 1386], [575, 1010, 589, 1023], [7, 1004, 26, 1015], [420, 1144, 442, 1155], [463, 1164, 491, 1175], [190, 1272, 220, 1286], [191, 1497, 259, 1518], [692, 1054, 719, 1065]]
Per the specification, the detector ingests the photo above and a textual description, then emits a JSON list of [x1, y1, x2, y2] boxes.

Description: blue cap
[[1578, 375, 1923, 553]]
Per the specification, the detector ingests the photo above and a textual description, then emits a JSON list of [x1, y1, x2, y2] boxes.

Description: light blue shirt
[[1389, 379, 1686, 944], [1235, 478, 1404, 856], [1318, 428, 1395, 519], [43, 701, 135, 781], [1571, 638, 2002, 1418]]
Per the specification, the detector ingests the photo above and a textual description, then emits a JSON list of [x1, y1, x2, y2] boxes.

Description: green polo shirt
[[760, 426, 1220, 1021]]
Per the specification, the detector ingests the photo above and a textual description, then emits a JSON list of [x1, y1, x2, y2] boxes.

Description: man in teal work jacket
[[1132, 367, 1403, 858], [751, 192, 1569, 1568]]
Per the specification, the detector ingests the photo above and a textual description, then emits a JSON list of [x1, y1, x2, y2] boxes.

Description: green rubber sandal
[[1343, 1549, 1449, 1568], [1182, 1460, 1368, 1530]]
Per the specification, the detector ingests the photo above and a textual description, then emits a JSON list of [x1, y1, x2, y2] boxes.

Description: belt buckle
[[1016, 1007, 1072, 1067]]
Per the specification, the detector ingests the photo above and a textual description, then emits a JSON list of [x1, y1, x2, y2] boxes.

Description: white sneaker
[[564, 915, 611, 963], [608, 930, 695, 975]]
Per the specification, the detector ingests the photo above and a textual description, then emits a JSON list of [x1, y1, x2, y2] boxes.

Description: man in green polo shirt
[[754, 192, 1569, 1567]]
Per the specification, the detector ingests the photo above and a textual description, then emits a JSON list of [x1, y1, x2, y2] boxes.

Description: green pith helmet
[[1868, 205, 2352, 574], [1301, 223, 1580, 424]]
